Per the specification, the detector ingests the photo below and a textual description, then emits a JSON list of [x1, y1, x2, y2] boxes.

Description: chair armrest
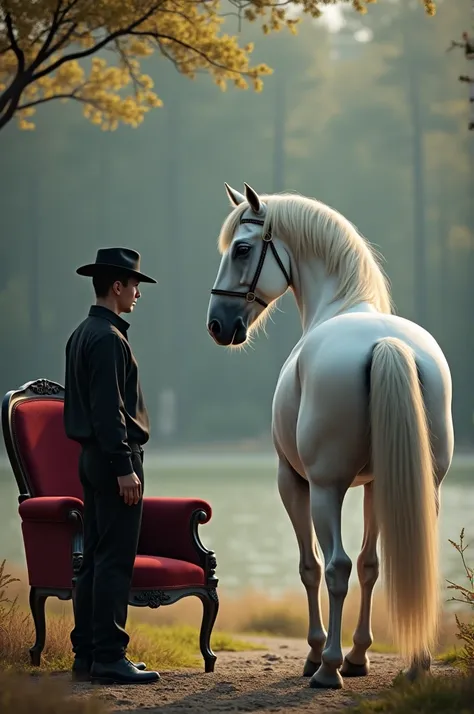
[[138, 497, 215, 572], [19, 496, 83, 523], [18, 497, 84, 589]]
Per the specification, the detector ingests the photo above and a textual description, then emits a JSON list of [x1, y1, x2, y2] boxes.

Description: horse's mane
[[218, 193, 393, 315]]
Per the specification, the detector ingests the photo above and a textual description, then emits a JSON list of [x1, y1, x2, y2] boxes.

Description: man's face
[[115, 277, 141, 313]]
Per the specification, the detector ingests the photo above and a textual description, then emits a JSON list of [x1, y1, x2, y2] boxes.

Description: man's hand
[[117, 472, 142, 505]]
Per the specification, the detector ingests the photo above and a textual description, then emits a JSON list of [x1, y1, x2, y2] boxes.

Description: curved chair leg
[[199, 589, 219, 672], [29, 587, 48, 666]]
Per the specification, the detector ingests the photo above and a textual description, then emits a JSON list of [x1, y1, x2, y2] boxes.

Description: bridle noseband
[[210, 218, 291, 309]]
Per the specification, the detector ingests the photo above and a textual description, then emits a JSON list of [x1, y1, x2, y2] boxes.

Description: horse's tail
[[370, 337, 439, 661]]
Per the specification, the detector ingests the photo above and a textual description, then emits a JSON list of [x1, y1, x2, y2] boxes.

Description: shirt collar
[[89, 305, 130, 336]]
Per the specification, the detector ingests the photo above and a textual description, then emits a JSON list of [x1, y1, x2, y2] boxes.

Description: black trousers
[[71, 444, 144, 663]]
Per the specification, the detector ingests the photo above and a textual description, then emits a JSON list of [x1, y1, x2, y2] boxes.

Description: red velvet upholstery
[[12, 399, 83, 500], [18, 497, 84, 589], [21, 519, 79, 588], [139, 498, 212, 565], [131, 555, 205, 589], [19, 496, 83, 522]]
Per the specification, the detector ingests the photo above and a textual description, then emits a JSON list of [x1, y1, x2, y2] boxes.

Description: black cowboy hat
[[76, 247, 157, 284]]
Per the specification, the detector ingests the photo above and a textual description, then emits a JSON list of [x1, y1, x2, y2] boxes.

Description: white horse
[[206, 183, 454, 690]]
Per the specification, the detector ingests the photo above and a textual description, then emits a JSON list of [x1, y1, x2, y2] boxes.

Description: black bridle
[[210, 218, 291, 309]]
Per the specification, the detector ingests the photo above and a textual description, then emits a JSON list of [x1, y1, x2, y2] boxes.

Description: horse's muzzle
[[207, 315, 247, 346]]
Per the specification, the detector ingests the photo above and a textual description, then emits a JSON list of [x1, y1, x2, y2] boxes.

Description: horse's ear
[[244, 183, 261, 214], [225, 183, 246, 207]]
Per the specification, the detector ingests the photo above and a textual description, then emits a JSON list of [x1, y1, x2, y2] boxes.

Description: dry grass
[[444, 530, 474, 671], [346, 672, 474, 713], [126, 623, 265, 671]]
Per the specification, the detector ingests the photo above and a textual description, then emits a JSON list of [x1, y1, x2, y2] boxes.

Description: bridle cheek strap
[[210, 218, 291, 308]]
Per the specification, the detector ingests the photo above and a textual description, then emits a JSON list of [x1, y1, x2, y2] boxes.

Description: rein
[[210, 218, 291, 308]]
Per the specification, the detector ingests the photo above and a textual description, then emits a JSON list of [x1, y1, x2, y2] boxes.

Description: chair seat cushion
[[131, 555, 205, 589]]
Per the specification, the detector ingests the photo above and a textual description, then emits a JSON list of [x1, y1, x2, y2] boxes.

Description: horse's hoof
[[309, 666, 344, 690], [341, 656, 370, 677], [303, 658, 321, 677]]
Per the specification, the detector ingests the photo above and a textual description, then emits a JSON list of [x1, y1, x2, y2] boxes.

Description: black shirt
[[64, 305, 150, 477]]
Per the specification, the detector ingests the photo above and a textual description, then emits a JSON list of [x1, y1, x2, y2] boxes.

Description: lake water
[[0, 452, 472, 596]]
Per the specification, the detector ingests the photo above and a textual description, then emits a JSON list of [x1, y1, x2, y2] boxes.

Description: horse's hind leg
[[277, 457, 327, 676], [306, 467, 353, 690], [341, 480, 379, 677]]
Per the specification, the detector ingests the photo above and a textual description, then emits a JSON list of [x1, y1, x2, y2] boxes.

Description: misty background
[[0, 0, 472, 453]]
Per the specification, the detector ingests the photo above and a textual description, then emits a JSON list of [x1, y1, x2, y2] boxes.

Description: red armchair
[[1, 378, 219, 672]]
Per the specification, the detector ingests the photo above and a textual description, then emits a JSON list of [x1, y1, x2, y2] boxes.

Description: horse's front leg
[[306, 462, 354, 690], [277, 456, 327, 676]]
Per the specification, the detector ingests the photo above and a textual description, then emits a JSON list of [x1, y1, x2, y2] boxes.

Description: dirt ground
[[66, 636, 460, 714]]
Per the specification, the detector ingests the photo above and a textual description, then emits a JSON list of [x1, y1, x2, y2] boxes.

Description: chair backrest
[[2, 379, 83, 500]]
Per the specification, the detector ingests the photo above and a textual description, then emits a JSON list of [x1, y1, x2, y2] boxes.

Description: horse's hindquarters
[[272, 353, 306, 477]]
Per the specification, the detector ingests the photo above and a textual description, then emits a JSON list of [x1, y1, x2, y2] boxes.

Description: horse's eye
[[235, 244, 251, 258]]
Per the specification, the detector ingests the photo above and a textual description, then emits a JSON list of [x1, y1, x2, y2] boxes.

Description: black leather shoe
[[72, 657, 93, 682], [90, 657, 160, 685], [72, 656, 147, 682], [126, 656, 147, 671]]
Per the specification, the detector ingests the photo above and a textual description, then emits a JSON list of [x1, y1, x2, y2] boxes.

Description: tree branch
[[4, 12, 25, 74], [0, 84, 24, 130], [17, 91, 95, 111], [17, 83, 106, 115], [447, 40, 466, 53], [30, 1, 83, 71], [44, 1, 85, 54], [44, 20, 79, 57], [37, 0, 65, 59], [133, 30, 251, 77], [31, 2, 164, 82], [113, 40, 146, 94], [24, 1, 77, 52]]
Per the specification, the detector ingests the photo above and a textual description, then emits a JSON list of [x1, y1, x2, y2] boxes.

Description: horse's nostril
[[208, 319, 221, 336]]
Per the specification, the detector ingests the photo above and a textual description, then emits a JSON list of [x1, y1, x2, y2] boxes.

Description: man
[[64, 247, 160, 685]]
